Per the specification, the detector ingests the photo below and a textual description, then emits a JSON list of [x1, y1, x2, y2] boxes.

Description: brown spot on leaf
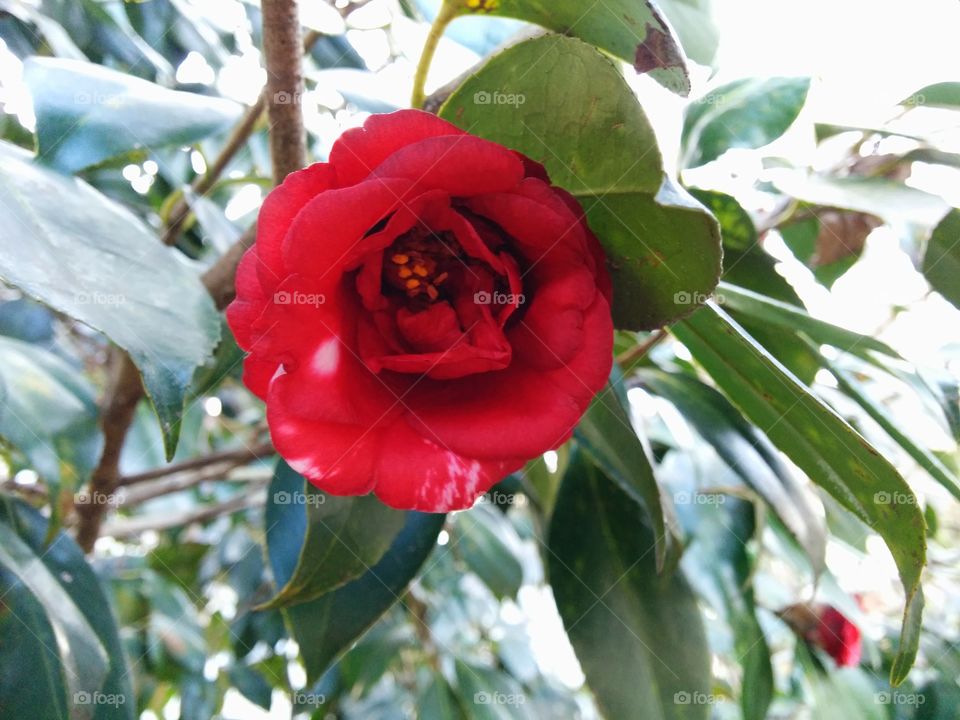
[[634, 27, 685, 74]]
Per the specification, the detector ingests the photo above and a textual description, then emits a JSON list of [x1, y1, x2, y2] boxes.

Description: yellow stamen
[[426, 284, 439, 301], [391, 253, 409, 265], [405, 278, 421, 290], [412, 264, 429, 277], [398, 267, 413, 279], [434, 272, 449, 285]]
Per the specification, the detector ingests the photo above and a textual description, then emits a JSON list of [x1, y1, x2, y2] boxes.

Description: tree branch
[[119, 442, 274, 487], [262, 0, 307, 183]]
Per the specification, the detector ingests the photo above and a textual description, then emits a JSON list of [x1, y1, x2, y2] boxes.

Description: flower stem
[[411, 0, 461, 109]]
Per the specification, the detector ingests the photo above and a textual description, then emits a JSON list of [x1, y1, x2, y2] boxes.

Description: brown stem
[[75, 349, 144, 552], [119, 442, 274, 487], [262, 0, 307, 183]]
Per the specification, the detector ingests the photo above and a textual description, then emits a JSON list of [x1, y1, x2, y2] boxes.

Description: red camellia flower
[[813, 605, 862, 667], [227, 110, 613, 511]]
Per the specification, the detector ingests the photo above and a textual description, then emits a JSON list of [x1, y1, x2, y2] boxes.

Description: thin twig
[[119, 442, 274, 487], [615, 329, 668, 369]]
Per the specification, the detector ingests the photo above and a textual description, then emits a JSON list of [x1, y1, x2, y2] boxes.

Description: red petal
[[330, 110, 464, 186]]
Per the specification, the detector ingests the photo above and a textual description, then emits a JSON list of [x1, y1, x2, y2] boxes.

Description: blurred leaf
[[682, 77, 811, 167], [228, 664, 273, 710], [901, 81, 960, 109], [680, 496, 772, 720], [0, 336, 100, 520], [797, 646, 885, 720], [0, 497, 135, 720], [466, 0, 691, 96], [441, 35, 721, 330], [770, 173, 948, 227], [261, 461, 405, 608], [453, 659, 527, 720], [576, 379, 678, 572], [24, 56, 239, 173], [0, 141, 222, 459], [718, 282, 899, 358], [923, 208, 960, 310], [455, 504, 523, 600], [637, 368, 827, 575], [420, 670, 466, 719], [266, 461, 443, 683], [656, 0, 719, 68], [672, 304, 926, 684], [0, 298, 55, 344], [548, 452, 710, 719]]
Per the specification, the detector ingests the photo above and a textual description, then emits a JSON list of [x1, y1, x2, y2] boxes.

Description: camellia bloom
[[227, 110, 613, 511], [780, 603, 862, 667]]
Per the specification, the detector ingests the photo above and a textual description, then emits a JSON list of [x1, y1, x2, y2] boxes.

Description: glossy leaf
[[262, 461, 405, 608], [548, 452, 711, 719], [637, 368, 827, 574], [440, 35, 721, 330], [24, 56, 239, 173], [576, 379, 678, 571], [672, 304, 926, 684], [682, 77, 811, 167], [0, 497, 135, 720], [455, 504, 523, 600], [0, 141, 221, 458], [462, 0, 691, 96], [923, 208, 960, 310]]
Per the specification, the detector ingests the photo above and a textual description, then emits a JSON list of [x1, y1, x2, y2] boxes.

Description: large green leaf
[[0, 336, 100, 516], [440, 34, 721, 330], [0, 497, 136, 720], [923, 208, 960, 310], [460, 0, 691, 96], [682, 77, 811, 167], [656, 0, 718, 68], [24, 56, 239, 173], [266, 461, 445, 682], [454, 504, 523, 600], [575, 379, 678, 571], [672, 304, 926, 684], [637, 368, 827, 574], [548, 452, 711, 720], [0, 141, 221, 458], [261, 460, 406, 608], [901, 82, 960, 110]]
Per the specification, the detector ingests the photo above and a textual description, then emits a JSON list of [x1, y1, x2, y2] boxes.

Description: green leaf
[[717, 282, 900, 358], [440, 35, 721, 330], [548, 452, 711, 720], [455, 504, 524, 600], [682, 77, 811, 167], [636, 368, 827, 574], [453, 660, 527, 720], [261, 461, 406, 608], [419, 670, 466, 719], [680, 496, 772, 720], [24, 56, 240, 173], [672, 304, 926, 684], [901, 81, 960, 109], [0, 497, 135, 720], [656, 0, 719, 68], [575, 379, 678, 572], [0, 141, 221, 458], [463, 0, 691, 96], [797, 646, 886, 720], [923, 208, 960, 310], [819, 356, 960, 501], [0, 336, 100, 523]]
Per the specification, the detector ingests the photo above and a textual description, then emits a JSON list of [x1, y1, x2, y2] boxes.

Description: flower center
[[383, 228, 459, 303]]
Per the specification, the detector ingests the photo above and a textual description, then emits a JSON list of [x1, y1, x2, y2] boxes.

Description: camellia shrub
[[0, 0, 958, 718]]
